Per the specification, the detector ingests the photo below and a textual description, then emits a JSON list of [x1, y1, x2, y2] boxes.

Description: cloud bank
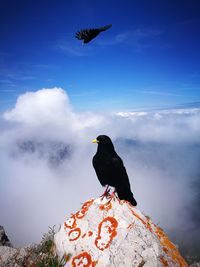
[[0, 87, 199, 259]]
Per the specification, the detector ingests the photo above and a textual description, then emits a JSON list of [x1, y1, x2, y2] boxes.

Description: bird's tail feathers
[[117, 188, 137, 206]]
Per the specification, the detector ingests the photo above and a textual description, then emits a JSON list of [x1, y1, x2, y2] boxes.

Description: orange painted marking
[[99, 199, 112, 211], [129, 208, 187, 266], [160, 256, 169, 267], [64, 253, 71, 262], [127, 222, 134, 229], [130, 209, 153, 233], [64, 214, 77, 229], [81, 231, 93, 238], [76, 199, 94, 219], [88, 231, 93, 236], [68, 228, 81, 241], [95, 216, 118, 251], [72, 252, 97, 267], [154, 225, 188, 266], [162, 247, 168, 254], [82, 233, 86, 238]]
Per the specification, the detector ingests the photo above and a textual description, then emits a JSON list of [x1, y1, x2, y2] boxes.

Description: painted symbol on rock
[[88, 231, 93, 236], [82, 233, 86, 239], [68, 228, 81, 241], [64, 214, 77, 229], [95, 216, 118, 251], [76, 199, 94, 219], [82, 231, 93, 239], [99, 199, 112, 211], [72, 252, 97, 267]]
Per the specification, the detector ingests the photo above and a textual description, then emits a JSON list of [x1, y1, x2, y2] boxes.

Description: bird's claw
[[110, 190, 117, 200], [100, 188, 111, 200]]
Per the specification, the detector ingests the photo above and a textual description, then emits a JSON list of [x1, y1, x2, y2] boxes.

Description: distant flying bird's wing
[[75, 24, 112, 44], [98, 24, 112, 32]]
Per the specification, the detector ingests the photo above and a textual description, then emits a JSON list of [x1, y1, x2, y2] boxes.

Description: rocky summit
[[0, 226, 12, 247], [54, 196, 188, 267]]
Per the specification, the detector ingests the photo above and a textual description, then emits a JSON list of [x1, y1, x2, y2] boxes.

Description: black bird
[[75, 24, 112, 44], [92, 135, 137, 206]]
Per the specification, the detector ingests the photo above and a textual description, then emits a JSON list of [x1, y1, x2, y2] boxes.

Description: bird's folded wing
[[111, 157, 131, 188]]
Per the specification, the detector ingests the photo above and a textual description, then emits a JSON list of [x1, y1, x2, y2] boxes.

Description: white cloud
[[4, 88, 72, 125], [115, 109, 200, 143], [3, 87, 105, 130], [0, 87, 200, 258]]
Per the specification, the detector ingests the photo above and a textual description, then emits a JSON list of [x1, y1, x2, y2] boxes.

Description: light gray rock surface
[[0, 246, 18, 267], [54, 196, 188, 267]]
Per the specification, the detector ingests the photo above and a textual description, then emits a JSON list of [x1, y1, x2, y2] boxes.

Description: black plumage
[[75, 24, 112, 44], [92, 135, 137, 206]]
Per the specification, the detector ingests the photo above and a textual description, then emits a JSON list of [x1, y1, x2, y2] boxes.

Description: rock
[[0, 243, 46, 267], [0, 246, 32, 267], [54, 196, 188, 267], [0, 226, 12, 247], [0, 226, 59, 267], [0, 246, 18, 267]]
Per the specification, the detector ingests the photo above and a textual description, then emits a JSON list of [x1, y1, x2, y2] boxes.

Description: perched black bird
[[75, 24, 112, 44], [92, 135, 137, 206]]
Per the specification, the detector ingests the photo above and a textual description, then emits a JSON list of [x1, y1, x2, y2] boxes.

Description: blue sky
[[0, 0, 200, 112]]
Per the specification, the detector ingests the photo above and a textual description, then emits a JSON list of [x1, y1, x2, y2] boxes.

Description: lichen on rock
[[54, 196, 188, 267]]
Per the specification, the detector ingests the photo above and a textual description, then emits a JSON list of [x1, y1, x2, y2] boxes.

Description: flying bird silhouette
[[92, 135, 137, 206], [75, 24, 112, 44]]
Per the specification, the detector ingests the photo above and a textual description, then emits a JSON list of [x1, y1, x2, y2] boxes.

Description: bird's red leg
[[110, 189, 117, 200], [100, 185, 110, 200]]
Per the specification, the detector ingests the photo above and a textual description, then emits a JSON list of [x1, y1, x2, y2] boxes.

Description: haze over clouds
[[0, 87, 200, 258]]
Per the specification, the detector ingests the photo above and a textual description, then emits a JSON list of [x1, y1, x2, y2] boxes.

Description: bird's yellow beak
[[92, 139, 99, 143]]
